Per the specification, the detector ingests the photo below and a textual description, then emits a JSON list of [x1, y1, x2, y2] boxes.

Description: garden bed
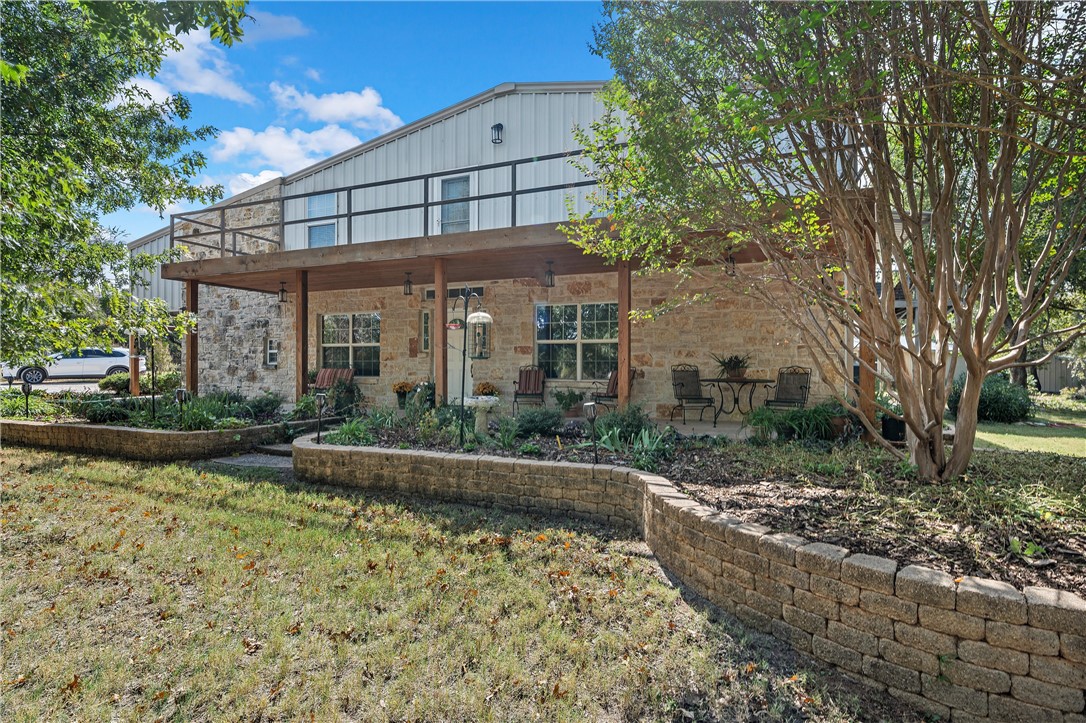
[[360, 415, 1085, 593]]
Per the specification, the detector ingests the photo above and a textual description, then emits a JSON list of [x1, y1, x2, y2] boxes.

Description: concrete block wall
[[294, 440, 1086, 722], [0, 419, 323, 461]]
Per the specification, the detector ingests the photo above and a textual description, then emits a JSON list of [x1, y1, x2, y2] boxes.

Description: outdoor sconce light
[[544, 260, 555, 288], [583, 402, 599, 464], [278, 281, 288, 303], [491, 123, 504, 144], [315, 392, 328, 444], [20, 381, 32, 418], [725, 253, 737, 277], [403, 272, 413, 296]]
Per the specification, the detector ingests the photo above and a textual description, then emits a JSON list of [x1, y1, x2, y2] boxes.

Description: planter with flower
[[473, 381, 500, 398], [392, 381, 414, 409]]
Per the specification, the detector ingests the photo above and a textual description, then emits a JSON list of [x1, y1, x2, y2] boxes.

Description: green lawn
[[974, 407, 1086, 457], [0, 448, 912, 722]]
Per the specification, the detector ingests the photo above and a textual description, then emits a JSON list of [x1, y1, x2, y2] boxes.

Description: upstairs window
[[440, 176, 470, 234], [307, 223, 335, 248], [307, 193, 337, 248], [307, 193, 336, 219]]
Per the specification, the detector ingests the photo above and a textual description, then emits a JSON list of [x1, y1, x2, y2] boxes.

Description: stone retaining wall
[[295, 440, 1086, 722], [0, 418, 326, 461]]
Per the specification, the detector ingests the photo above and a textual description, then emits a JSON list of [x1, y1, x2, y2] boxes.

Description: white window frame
[[264, 338, 280, 368], [320, 312, 381, 377], [534, 302, 619, 381], [306, 193, 337, 248], [419, 310, 431, 354], [306, 222, 336, 248], [440, 175, 471, 234]]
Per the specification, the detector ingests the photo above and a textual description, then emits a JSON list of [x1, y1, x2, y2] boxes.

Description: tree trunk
[[944, 373, 984, 480]]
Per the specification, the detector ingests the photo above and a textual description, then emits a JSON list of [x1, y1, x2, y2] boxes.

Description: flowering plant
[[392, 380, 414, 394], [473, 381, 500, 396]]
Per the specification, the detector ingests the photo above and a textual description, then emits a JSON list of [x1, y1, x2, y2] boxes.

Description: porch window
[[419, 310, 431, 353], [321, 313, 381, 376], [535, 302, 617, 380], [264, 338, 279, 368]]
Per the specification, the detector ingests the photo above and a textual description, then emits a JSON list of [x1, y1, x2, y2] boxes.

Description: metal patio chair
[[513, 365, 546, 415], [670, 364, 715, 423], [591, 368, 636, 411], [764, 366, 811, 409]]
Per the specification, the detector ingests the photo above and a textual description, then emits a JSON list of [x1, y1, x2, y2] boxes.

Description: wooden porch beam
[[617, 260, 631, 408], [295, 270, 309, 401], [185, 280, 199, 395], [434, 258, 448, 404]]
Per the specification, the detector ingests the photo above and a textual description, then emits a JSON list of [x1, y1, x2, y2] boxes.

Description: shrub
[[948, 374, 1032, 423], [494, 416, 519, 449], [630, 427, 674, 472], [0, 390, 61, 419], [513, 407, 563, 437], [99, 372, 131, 394], [242, 393, 283, 422], [597, 405, 654, 443], [435, 403, 475, 430], [366, 405, 402, 429], [85, 402, 130, 424], [289, 394, 318, 420], [140, 370, 182, 393], [324, 417, 374, 446], [405, 381, 436, 422]]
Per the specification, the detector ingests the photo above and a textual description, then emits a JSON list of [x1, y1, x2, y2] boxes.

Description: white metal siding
[[281, 90, 606, 250], [131, 233, 183, 310]]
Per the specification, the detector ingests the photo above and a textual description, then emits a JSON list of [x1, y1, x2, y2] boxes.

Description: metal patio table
[[702, 377, 774, 426]]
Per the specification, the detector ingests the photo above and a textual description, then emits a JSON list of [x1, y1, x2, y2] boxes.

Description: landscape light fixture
[[21, 381, 32, 417], [544, 260, 555, 288], [175, 388, 191, 429], [315, 392, 327, 444], [278, 281, 287, 303], [403, 272, 413, 296], [491, 123, 504, 144]]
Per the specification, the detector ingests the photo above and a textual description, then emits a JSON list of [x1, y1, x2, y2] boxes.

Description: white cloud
[[244, 10, 312, 43], [304, 68, 322, 82], [158, 30, 255, 105], [212, 125, 362, 174], [228, 170, 283, 195], [270, 82, 402, 133]]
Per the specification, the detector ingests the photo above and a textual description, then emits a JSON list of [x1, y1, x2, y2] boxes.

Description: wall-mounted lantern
[[491, 123, 504, 144], [544, 260, 555, 288], [278, 281, 288, 303], [403, 272, 413, 296]]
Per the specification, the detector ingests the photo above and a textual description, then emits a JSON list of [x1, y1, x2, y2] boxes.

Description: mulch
[[368, 423, 1085, 593]]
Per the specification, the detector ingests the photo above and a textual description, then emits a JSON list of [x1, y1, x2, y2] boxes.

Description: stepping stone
[[210, 452, 293, 469], [254, 443, 294, 457]]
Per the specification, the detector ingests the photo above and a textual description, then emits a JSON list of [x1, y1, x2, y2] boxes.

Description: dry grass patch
[[0, 448, 915, 722]]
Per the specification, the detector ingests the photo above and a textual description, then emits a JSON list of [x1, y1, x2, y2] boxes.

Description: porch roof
[[160, 221, 768, 295], [161, 223, 599, 295]]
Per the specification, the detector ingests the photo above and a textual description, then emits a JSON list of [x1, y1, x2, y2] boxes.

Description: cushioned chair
[[764, 366, 811, 409], [591, 368, 635, 411], [670, 364, 715, 423], [513, 365, 546, 415]]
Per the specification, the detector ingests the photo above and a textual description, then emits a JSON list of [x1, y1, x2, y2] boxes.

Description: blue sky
[[104, 1, 611, 241]]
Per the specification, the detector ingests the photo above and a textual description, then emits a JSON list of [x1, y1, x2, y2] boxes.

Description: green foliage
[[435, 403, 475, 430], [289, 394, 318, 421], [0, 390, 62, 419], [0, 1, 244, 365], [494, 416, 519, 450], [324, 417, 375, 447], [949, 375, 1033, 424], [85, 401, 131, 424], [711, 353, 750, 376], [552, 388, 584, 412], [630, 427, 674, 473], [99, 372, 132, 394], [517, 442, 542, 456], [513, 407, 563, 438], [416, 410, 442, 445], [325, 379, 363, 417], [366, 405, 402, 430], [745, 403, 838, 442], [597, 405, 654, 443], [405, 381, 436, 423]]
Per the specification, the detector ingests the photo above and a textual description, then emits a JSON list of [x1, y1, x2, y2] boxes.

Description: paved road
[[10, 380, 103, 394]]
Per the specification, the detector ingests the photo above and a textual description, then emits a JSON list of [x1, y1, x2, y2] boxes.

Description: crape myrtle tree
[[566, 2, 1086, 480], [0, 1, 247, 365]]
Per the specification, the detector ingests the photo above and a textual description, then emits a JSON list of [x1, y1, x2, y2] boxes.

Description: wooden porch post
[[185, 280, 199, 395], [617, 260, 631, 408], [295, 270, 309, 401], [859, 232, 877, 441], [434, 258, 448, 403]]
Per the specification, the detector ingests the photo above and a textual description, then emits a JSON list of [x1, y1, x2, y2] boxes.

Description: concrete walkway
[[210, 452, 293, 470]]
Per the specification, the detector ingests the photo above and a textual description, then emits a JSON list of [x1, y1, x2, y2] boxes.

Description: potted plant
[[553, 388, 584, 417], [877, 389, 906, 442], [392, 380, 413, 409], [712, 353, 750, 378], [473, 381, 499, 397]]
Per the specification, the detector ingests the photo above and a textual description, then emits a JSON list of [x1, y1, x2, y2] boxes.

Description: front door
[[445, 308, 474, 402]]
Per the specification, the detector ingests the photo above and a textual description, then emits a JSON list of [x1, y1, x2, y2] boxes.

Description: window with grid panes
[[306, 193, 336, 248], [321, 313, 381, 376], [535, 303, 618, 380]]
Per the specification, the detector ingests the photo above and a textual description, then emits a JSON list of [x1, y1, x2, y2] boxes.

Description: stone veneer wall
[[298, 268, 836, 414], [295, 440, 1086, 723], [0, 419, 313, 461]]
